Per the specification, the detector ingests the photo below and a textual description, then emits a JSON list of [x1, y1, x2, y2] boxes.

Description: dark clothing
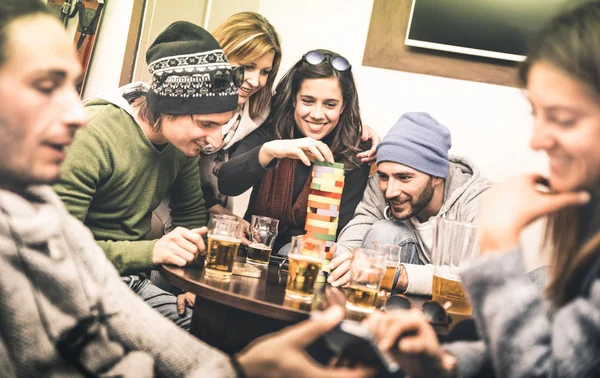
[[218, 124, 370, 252]]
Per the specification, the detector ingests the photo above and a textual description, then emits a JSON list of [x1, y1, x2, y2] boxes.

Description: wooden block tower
[[304, 161, 345, 280]]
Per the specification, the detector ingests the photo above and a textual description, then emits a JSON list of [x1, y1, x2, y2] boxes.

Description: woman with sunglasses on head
[[218, 50, 372, 253], [362, 2, 600, 377], [199, 13, 381, 225]]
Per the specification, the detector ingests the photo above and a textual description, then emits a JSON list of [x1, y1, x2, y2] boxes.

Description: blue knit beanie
[[376, 112, 452, 178]]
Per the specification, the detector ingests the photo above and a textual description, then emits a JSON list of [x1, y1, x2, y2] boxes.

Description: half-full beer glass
[[371, 242, 401, 292], [205, 214, 242, 280], [431, 218, 480, 320], [285, 236, 326, 300], [247, 215, 279, 265], [346, 248, 387, 312]]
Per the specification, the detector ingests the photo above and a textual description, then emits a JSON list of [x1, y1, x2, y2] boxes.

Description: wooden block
[[307, 218, 339, 229], [315, 208, 340, 217], [307, 201, 333, 210], [312, 177, 344, 187], [305, 224, 330, 234], [316, 185, 344, 194], [313, 160, 345, 170], [308, 194, 342, 206], [313, 232, 337, 241], [307, 212, 332, 222], [311, 189, 343, 199]]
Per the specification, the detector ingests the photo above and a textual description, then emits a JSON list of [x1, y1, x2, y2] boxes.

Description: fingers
[[173, 245, 196, 263], [376, 309, 429, 350], [291, 147, 312, 166], [328, 259, 351, 287], [360, 124, 370, 141], [307, 365, 375, 378], [178, 227, 205, 251], [538, 190, 591, 213], [185, 293, 196, 308], [177, 294, 185, 315], [306, 144, 326, 162], [315, 142, 334, 164], [328, 252, 350, 270], [166, 253, 188, 267], [281, 306, 345, 348]]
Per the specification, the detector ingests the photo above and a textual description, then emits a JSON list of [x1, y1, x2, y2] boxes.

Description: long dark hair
[[519, 0, 600, 307], [0, 0, 51, 66], [267, 49, 368, 170]]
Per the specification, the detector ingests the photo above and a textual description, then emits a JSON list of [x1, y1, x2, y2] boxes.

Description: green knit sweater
[[53, 97, 207, 274]]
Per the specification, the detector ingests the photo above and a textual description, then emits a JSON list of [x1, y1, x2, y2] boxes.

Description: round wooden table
[[161, 261, 326, 354], [161, 261, 469, 354]]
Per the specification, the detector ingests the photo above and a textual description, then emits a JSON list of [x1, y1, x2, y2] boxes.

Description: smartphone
[[324, 320, 402, 376]]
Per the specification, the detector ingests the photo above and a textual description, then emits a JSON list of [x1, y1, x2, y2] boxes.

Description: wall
[[257, 0, 548, 182], [77, 0, 135, 100], [132, 0, 208, 84]]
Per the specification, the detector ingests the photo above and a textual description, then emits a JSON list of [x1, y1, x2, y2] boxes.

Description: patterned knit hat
[[146, 21, 239, 115], [376, 112, 452, 178]]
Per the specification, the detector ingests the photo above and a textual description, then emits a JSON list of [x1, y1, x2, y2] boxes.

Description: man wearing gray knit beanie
[[328, 112, 491, 295]]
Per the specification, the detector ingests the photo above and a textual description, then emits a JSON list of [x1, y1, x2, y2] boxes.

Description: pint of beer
[[371, 242, 401, 292], [205, 214, 242, 279], [285, 236, 326, 300], [247, 215, 279, 265], [346, 248, 387, 312], [431, 218, 480, 319]]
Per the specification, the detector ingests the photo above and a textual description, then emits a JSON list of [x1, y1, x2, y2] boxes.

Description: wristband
[[391, 264, 402, 294]]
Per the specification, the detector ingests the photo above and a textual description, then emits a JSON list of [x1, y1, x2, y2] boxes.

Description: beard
[[387, 177, 435, 221]]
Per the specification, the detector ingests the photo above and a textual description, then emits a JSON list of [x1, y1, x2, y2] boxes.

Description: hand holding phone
[[324, 320, 403, 376]]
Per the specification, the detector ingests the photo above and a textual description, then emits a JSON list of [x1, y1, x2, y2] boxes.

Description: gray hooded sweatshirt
[[336, 155, 491, 295], [0, 186, 235, 377]]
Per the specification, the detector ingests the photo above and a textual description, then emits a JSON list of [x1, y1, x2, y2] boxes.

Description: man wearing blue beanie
[[328, 112, 491, 295]]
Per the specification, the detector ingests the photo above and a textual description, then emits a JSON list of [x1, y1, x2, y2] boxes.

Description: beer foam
[[208, 234, 241, 243], [288, 253, 323, 264], [434, 265, 461, 281], [248, 242, 270, 250]]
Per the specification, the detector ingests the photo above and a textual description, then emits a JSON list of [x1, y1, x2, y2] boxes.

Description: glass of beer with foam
[[371, 242, 401, 292], [346, 248, 387, 312], [431, 218, 480, 323], [247, 215, 279, 266], [285, 236, 326, 301], [205, 214, 242, 280]]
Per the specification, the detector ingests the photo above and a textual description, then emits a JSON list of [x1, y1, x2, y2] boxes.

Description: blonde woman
[[199, 12, 282, 218]]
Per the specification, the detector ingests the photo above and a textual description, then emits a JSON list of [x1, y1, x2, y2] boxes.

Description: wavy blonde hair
[[213, 12, 281, 121]]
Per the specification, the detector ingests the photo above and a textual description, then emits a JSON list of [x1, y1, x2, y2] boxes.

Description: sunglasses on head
[[384, 294, 452, 326], [302, 50, 352, 72]]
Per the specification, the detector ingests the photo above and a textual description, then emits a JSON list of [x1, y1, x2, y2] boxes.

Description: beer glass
[[247, 215, 279, 265], [205, 214, 242, 279], [371, 242, 401, 292], [346, 248, 387, 312], [285, 235, 326, 300], [431, 218, 480, 320]]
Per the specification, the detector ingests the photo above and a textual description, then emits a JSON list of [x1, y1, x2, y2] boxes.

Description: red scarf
[[247, 158, 311, 234]]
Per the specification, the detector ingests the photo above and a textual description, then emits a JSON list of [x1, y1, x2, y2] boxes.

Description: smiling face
[[230, 50, 275, 106], [0, 15, 86, 189], [293, 77, 343, 140], [377, 162, 442, 221], [159, 111, 233, 157], [527, 61, 600, 193]]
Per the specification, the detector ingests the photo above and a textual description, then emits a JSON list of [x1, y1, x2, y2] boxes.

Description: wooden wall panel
[[363, 0, 519, 87]]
